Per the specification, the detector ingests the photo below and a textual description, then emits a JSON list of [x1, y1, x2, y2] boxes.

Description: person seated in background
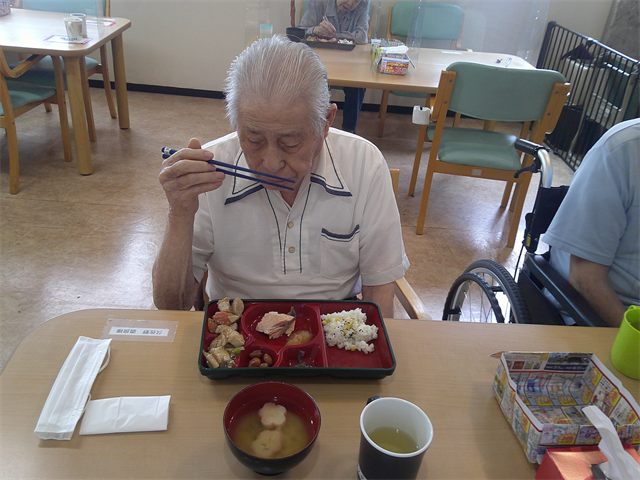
[[543, 118, 639, 327], [298, 0, 370, 134], [152, 36, 408, 317]]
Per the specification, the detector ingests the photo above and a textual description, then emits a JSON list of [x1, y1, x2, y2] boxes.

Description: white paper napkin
[[583, 405, 640, 480], [79, 396, 170, 435]]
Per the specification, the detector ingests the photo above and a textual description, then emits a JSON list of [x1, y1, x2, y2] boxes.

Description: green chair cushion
[[9, 57, 99, 89], [427, 126, 521, 170], [0, 80, 56, 115]]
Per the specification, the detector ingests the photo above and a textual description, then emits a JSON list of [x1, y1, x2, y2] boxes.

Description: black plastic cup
[[357, 397, 433, 480], [286, 27, 306, 42]]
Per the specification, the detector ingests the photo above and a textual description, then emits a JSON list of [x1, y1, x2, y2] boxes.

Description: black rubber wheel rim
[[442, 272, 505, 322], [464, 259, 531, 324]]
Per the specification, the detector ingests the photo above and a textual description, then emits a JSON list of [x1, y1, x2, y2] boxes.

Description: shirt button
[[288, 246, 295, 253], [287, 221, 294, 228]]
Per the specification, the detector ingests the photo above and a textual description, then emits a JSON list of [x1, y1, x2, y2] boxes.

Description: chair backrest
[[19, 0, 109, 16], [387, 1, 463, 44], [446, 62, 567, 123]]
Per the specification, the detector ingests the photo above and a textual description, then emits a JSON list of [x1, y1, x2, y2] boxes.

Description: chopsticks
[[161, 147, 295, 191]]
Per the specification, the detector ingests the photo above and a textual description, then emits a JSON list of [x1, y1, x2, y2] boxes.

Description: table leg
[[64, 56, 93, 175], [111, 34, 130, 129]]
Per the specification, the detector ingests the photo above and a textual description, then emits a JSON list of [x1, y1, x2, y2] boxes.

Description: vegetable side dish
[[203, 297, 246, 369]]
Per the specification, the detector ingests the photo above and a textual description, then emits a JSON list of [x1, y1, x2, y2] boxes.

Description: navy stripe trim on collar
[[224, 184, 264, 205], [224, 150, 265, 205], [310, 176, 352, 196], [309, 138, 352, 197]]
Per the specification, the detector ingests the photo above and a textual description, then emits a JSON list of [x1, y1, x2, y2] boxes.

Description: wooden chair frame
[[412, 69, 570, 248], [13, 0, 117, 142], [1, 51, 72, 193]]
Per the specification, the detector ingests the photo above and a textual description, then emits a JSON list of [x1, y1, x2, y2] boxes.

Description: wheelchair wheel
[[443, 273, 505, 322], [463, 259, 531, 324]]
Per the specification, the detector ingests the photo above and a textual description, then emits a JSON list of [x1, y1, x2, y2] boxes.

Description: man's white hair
[[224, 36, 331, 136]]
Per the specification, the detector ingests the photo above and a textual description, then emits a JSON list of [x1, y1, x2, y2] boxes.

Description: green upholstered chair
[[378, 1, 464, 136], [411, 62, 569, 248], [12, 0, 116, 143], [1, 50, 72, 194]]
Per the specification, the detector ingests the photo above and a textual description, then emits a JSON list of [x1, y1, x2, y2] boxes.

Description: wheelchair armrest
[[523, 255, 609, 327]]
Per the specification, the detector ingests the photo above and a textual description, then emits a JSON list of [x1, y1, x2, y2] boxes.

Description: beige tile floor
[[0, 89, 575, 373]]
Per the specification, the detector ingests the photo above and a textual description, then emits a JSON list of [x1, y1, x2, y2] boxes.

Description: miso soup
[[368, 427, 419, 454], [232, 408, 310, 459]]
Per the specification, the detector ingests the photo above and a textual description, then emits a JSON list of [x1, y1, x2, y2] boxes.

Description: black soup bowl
[[286, 27, 306, 42], [223, 381, 321, 475]]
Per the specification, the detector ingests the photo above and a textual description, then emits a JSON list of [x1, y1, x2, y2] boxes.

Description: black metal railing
[[537, 22, 639, 170]]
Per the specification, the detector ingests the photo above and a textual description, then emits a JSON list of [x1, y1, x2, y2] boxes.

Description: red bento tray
[[198, 300, 396, 379]]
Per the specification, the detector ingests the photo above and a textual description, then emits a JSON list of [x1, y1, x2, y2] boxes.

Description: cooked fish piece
[[256, 311, 296, 339]]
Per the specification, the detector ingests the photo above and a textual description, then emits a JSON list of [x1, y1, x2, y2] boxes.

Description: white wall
[[109, 0, 614, 99], [547, 0, 613, 40]]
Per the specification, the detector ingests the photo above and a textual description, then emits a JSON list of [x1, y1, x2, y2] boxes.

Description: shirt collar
[[224, 130, 352, 205], [310, 132, 352, 197]]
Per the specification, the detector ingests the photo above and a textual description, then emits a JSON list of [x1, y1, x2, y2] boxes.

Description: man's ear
[[324, 103, 338, 138]]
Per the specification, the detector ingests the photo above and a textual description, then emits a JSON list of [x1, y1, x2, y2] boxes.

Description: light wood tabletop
[[313, 45, 534, 93], [0, 9, 131, 175], [1, 308, 637, 479]]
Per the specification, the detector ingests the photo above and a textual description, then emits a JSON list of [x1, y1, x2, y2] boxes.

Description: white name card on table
[[44, 35, 92, 45], [100, 318, 178, 343]]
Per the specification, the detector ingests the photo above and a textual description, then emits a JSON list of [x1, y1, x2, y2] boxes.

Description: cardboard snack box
[[377, 54, 410, 76], [493, 352, 640, 463]]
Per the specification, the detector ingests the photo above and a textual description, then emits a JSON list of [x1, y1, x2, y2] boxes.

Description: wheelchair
[[442, 139, 608, 327]]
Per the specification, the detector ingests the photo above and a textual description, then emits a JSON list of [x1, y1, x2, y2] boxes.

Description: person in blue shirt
[[544, 118, 640, 327], [299, 0, 370, 133]]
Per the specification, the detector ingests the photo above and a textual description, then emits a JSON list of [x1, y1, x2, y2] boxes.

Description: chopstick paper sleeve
[[79, 396, 170, 435]]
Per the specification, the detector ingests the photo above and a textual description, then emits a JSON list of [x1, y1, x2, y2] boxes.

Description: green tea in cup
[[368, 427, 419, 454], [358, 397, 433, 480]]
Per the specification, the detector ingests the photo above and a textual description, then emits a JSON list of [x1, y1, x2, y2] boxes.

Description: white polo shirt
[[192, 128, 409, 300]]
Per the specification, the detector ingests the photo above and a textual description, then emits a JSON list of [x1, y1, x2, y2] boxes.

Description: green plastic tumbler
[[611, 305, 640, 380]]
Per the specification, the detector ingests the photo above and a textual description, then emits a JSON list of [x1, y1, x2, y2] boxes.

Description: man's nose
[[262, 145, 285, 172]]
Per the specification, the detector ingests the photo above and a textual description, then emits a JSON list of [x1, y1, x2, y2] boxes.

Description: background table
[[1, 309, 637, 479], [0, 9, 131, 175], [314, 45, 533, 93]]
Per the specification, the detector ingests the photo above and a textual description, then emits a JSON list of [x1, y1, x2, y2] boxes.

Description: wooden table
[[314, 45, 533, 137], [1, 309, 637, 479], [0, 9, 131, 175], [314, 45, 533, 93]]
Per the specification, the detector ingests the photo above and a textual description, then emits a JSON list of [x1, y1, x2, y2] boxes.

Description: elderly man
[[153, 36, 408, 317], [298, 0, 370, 133], [544, 118, 639, 327]]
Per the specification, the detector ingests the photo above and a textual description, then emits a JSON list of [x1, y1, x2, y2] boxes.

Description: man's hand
[[159, 138, 226, 217], [314, 20, 336, 38], [569, 255, 627, 327], [153, 138, 222, 311]]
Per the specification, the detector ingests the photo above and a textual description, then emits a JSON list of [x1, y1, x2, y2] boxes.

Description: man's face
[[236, 98, 331, 193], [336, 0, 362, 14]]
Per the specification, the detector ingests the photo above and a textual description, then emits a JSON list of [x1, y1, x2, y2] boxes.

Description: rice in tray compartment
[[321, 308, 378, 354]]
